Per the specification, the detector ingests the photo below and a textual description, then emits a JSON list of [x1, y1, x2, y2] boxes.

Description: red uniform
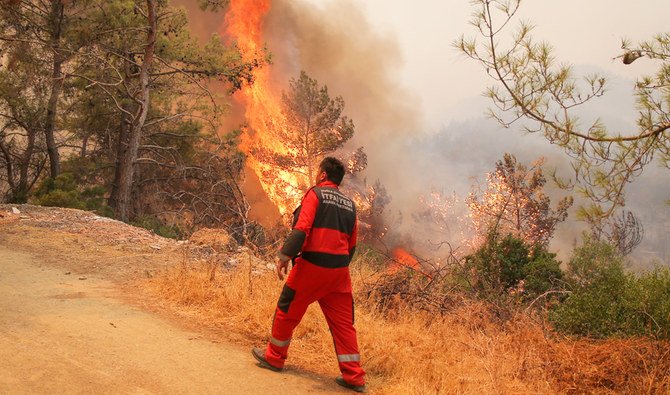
[[264, 180, 365, 386]]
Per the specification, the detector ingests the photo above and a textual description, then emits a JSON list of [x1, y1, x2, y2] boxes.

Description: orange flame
[[388, 248, 431, 278], [225, 0, 301, 215]]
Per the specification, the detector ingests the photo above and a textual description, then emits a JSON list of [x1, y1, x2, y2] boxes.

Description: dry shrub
[[188, 228, 238, 253], [358, 269, 461, 316], [545, 338, 670, 393], [145, 254, 275, 339], [354, 299, 555, 394], [143, 252, 670, 394]]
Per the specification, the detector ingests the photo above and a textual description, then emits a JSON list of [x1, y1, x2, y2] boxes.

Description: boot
[[335, 375, 366, 393], [251, 347, 283, 372]]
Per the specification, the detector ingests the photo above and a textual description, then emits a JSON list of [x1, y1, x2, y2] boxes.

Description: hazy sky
[[343, 0, 670, 130]]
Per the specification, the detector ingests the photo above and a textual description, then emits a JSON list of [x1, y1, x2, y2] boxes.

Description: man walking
[[252, 157, 366, 393]]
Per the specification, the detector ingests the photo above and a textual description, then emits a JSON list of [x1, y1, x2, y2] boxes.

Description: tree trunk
[[11, 127, 37, 203], [109, 110, 131, 211], [0, 139, 14, 192], [114, 0, 157, 222], [109, 46, 134, 211], [0, 138, 17, 202], [44, 0, 65, 179]]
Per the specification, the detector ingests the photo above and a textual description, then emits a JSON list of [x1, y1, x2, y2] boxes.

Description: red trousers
[[264, 259, 366, 386]]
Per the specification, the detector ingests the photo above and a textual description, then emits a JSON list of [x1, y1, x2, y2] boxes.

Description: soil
[[0, 204, 343, 394]]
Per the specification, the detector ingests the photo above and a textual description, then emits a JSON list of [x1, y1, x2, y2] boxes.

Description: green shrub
[[523, 248, 564, 297], [625, 267, 670, 338], [33, 173, 113, 217], [37, 188, 85, 210], [550, 237, 628, 338], [464, 232, 526, 296], [462, 232, 563, 302], [549, 236, 670, 339]]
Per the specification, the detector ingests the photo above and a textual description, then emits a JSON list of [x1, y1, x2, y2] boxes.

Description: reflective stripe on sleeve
[[337, 354, 361, 363], [270, 336, 291, 347]]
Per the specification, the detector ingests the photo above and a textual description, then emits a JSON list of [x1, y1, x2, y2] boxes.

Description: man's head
[[317, 157, 346, 185]]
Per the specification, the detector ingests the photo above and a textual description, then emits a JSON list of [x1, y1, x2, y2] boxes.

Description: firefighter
[[252, 157, 366, 393]]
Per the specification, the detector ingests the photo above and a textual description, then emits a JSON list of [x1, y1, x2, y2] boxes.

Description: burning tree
[[415, 190, 463, 241], [223, 2, 363, 216], [468, 153, 573, 247], [345, 146, 368, 174], [343, 178, 391, 242], [252, 70, 355, 199]]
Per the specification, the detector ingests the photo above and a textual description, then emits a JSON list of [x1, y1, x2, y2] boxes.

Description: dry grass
[[143, 252, 670, 394]]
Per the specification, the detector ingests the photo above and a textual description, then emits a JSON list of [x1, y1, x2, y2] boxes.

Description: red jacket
[[280, 181, 358, 268]]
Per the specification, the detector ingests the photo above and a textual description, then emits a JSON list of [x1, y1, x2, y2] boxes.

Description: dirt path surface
[[0, 206, 341, 394]]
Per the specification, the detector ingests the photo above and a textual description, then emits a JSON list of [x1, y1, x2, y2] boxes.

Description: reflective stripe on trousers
[[270, 336, 291, 347], [337, 354, 360, 363]]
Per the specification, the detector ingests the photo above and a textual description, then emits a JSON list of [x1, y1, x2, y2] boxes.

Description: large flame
[[225, 0, 301, 215]]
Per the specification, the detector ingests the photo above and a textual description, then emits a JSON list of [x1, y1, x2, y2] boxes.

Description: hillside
[[2, 205, 669, 394]]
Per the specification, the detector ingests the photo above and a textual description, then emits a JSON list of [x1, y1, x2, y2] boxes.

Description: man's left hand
[[276, 255, 291, 281]]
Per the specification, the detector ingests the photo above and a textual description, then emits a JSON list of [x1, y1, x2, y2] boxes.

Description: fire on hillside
[[221, 0, 458, 278], [224, 0, 301, 215]]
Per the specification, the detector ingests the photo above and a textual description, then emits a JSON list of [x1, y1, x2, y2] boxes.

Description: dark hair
[[319, 157, 346, 185]]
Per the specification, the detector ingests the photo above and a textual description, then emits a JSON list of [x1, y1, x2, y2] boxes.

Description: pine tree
[[253, 70, 355, 197], [456, 0, 670, 224]]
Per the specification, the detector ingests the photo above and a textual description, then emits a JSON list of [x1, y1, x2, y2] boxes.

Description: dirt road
[[0, 244, 340, 394]]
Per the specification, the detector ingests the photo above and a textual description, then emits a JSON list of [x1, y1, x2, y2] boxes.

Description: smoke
[[172, 0, 669, 266], [265, 0, 670, 266], [173, 0, 424, 227], [261, 0, 475, 253], [263, 1, 424, 205]]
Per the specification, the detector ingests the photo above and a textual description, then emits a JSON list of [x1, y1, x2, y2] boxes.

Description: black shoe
[[251, 347, 283, 372], [335, 376, 367, 393]]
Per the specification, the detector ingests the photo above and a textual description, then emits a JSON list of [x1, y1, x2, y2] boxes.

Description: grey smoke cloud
[[266, 1, 669, 266], [265, 0, 423, 201], [173, 0, 669, 266]]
